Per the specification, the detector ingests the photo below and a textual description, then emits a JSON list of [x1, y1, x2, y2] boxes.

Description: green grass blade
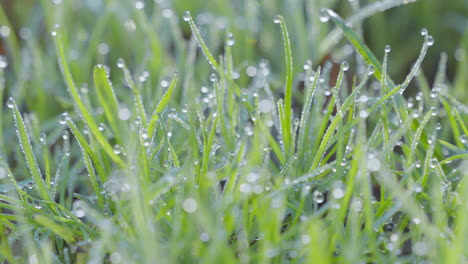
[[183, 11, 219, 71], [53, 33, 125, 168], [8, 98, 53, 203], [274, 15, 294, 156], [93, 65, 121, 140], [147, 73, 179, 139], [119, 58, 148, 125]]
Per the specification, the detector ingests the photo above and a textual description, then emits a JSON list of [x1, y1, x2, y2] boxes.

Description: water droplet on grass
[[319, 9, 330, 22], [385, 45, 391, 53], [313, 190, 325, 203], [6, 97, 14, 108], [420, 28, 428, 36], [183, 11, 191, 22], [0, 55, 7, 68], [209, 73, 217, 82], [39, 133, 46, 144], [51, 24, 60, 37], [59, 113, 69, 125], [116, 58, 125, 68], [341, 61, 349, 71], [368, 65, 375, 75], [426, 35, 434, 46], [273, 15, 281, 24], [113, 144, 122, 154], [227, 32, 235, 46]]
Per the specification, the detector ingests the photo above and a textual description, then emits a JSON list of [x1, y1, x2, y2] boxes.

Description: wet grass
[[0, 0, 467, 263]]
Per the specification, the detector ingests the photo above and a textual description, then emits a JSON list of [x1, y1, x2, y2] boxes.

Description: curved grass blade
[[53, 33, 125, 168], [320, 0, 417, 56]]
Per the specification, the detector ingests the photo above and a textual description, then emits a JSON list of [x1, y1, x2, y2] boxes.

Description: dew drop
[[319, 9, 330, 23], [420, 28, 428, 36], [209, 73, 217, 82], [368, 65, 375, 75], [313, 190, 325, 203], [51, 24, 60, 37], [113, 144, 122, 155], [426, 35, 434, 46], [303, 60, 312, 70], [6, 97, 14, 108], [116, 58, 125, 68], [341, 61, 349, 71], [273, 15, 281, 24], [385, 45, 391, 53], [226, 32, 235, 46], [59, 113, 69, 125], [183, 11, 191, 22], [0, 55, 7, 68], [39, 133, 47, 144]]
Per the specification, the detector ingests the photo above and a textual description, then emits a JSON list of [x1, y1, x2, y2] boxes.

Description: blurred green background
[[0, 0, 466, 118]]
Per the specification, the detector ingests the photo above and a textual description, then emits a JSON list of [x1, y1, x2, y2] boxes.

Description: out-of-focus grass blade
[[33, 215, 76, 243], [147, 73, 179, 139], [0, 5, 20, 75], [53, 32, 125, 168], [8, 98, 52, 203]]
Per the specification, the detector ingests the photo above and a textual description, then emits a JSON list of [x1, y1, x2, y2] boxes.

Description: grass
[[0, 0, 467, 263]]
